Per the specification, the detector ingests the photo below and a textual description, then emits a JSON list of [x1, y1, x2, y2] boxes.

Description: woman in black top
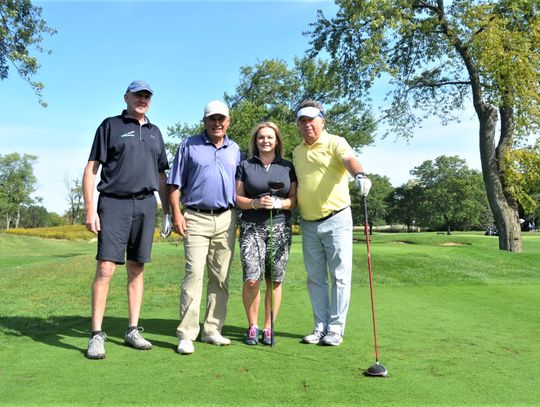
[[235, 121, 297, 345]]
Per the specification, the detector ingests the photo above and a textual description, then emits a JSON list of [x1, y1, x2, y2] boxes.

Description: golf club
[[362, 194, 389, 378], [267, 181, 285, 347]]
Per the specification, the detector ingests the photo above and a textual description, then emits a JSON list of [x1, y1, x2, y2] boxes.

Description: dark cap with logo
[[126, 80, 153, 95]]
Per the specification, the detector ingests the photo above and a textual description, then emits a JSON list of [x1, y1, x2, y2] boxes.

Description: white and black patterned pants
[[239, 220, 292, 282]]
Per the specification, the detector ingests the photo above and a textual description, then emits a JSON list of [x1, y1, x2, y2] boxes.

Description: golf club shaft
[[363, 195, 380, 362], [269, 209, 275, 346]]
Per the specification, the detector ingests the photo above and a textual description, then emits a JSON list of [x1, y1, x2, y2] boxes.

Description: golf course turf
[[0, 230, 538, 406]]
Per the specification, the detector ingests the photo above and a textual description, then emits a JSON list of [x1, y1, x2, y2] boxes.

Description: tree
[[18, 205, 65, 228], [64, 174, 84, 225], [0, 152, 38, 229], [167, 57, 376, 160], [350, 174, 394, 231], [308, 0, 540, 251], [410, 155, 492, 233], [165, 122, 203, 159], [48, 211, 66, 227], [227, 57, 376, 158], [0, 0, 56, 106], [387, 181, 424, 232], [18, 204, 49, 228]]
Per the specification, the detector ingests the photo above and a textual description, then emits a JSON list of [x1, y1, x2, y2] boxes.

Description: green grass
[[0, 231, 539, 406]]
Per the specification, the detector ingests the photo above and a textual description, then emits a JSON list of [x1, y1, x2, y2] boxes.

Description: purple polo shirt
[[167, 132, 241, 209]]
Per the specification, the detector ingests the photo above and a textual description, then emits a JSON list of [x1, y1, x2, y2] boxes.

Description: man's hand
[[172, 212, 188, 237], [355, 173, 372, 196], [85, 211, 101, 235], [160, 214, 172, 239]]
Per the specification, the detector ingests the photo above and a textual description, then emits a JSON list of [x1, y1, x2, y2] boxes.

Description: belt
[[308, 206, 349, 222], [186, 205, 232, 215], [101, 191, 154, 200]]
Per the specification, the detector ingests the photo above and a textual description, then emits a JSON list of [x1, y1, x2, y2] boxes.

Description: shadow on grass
[[51, 253, 89, 258], [0, 316, 303, 354], [0, 315, 90, 355]]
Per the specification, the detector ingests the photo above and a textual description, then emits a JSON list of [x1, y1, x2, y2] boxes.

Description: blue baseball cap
[[126, 80, 153, 94]]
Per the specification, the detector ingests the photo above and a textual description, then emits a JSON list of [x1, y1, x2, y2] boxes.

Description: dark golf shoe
[[261, 328, 275, 346]]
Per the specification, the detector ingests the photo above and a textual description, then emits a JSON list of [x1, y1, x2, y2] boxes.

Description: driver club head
[[363, 362, 389, 378]]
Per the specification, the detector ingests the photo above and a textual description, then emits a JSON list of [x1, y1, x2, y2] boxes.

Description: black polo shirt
[[236, 155, 297, 224], [89, 110, 169, 195]]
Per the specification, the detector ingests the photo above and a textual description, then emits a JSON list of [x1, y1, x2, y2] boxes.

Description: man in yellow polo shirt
[[292, 99, 372, 346]]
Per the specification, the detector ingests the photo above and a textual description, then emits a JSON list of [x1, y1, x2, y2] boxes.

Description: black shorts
[[96, 194, 157, 264]]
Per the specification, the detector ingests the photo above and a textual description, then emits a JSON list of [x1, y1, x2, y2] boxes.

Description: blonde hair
[[249, 121, 284, 158]]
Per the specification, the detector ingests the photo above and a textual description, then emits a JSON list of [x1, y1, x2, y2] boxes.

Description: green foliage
[[410, 155, 493, 232], [0, 152, 38, 228], [17, 204, 54, 228], [226, 57, 376, 159], [47, 211, 66, 227], [386, 180, 424, 231], [309, 0, 540, 139], [167, 57, 376, 160], [0, 0, 56, 106], [505, 138, 540, 215], [350, 174, 394, 227], [165, 121, 203, 160], [467, 0, 540, 135]]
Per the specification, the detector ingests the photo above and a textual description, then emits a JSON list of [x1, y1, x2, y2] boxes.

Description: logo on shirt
[[120, 131, 135, 138]]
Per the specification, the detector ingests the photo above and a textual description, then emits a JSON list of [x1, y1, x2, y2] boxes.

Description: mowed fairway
[[0, 231, 539, 406]]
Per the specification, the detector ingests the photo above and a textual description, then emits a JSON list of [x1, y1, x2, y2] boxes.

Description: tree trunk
[[477, 103, 522, 252], [15, 207, 20, 229]]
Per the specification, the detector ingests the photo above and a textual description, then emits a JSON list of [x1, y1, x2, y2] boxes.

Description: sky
[[0, 0, 484, 214]]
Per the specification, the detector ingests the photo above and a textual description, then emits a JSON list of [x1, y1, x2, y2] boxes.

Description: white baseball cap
[[204, 100, 229, 117]]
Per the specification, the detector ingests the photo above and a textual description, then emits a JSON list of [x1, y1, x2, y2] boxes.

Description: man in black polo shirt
[[83, 80, 171, 359]]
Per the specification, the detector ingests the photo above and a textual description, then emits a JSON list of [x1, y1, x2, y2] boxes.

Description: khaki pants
[[177, 209, 237, 340]]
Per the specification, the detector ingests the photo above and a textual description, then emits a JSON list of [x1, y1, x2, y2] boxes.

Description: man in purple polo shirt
[[167, 100, 241, 355]]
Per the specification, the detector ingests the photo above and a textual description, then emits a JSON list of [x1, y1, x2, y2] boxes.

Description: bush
[[5, 225, 185, 242], [5, 225, 95, 240]]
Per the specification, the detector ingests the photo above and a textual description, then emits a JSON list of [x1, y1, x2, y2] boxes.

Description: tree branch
[[410, 80, 472, 89], [413, 0, 439, 13]]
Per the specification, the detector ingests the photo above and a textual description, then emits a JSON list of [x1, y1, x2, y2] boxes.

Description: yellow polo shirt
[[292, 130, 354, 221]]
